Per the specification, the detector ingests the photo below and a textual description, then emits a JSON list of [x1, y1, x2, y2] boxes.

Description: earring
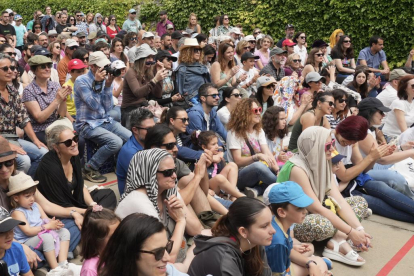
[[241, 237, 252, 255]]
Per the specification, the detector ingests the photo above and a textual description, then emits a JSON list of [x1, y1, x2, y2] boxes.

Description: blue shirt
[[13, 25, 26, 47], [357, 47, 387, 69], [11, 203, 42, 243], [116, 135, 143, 194], [1, 242, 31, 276], [74, 70, 113, 130], [265, 217, 293, 275]]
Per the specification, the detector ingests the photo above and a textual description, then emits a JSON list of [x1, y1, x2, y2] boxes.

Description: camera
[[103, 65, 121, 77]]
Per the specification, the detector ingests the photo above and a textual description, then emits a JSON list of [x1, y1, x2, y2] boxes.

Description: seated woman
[[383, 75, 414, 137], [115, 149, 193, 263], [122, 32, 137, 57], [22, 56, 71, 144], [217, 87, 243, 128], [333, 116, 414, 223], [234, 40, 250, 66], [226, 98, 278, 197], [327, 29, 344, 55], [347, 68, 378, 110], [109, 37, 129, 71], [288, 92, 333, 151], [176, 38, 211, 104], [325, 89, 349, 129], [311, 39, 332, 66], [255, 76, 276, 114], [255, 35, 274, 70], [357, 98, 414, 200], [189, 197, 274, 276], [99, 213, 189, 276], [278, 126, 372, 266], [301, 71, 325, 95], [284, 53, 303, 78], [330, 35, 356, 83], [301, 48, 324, 80]]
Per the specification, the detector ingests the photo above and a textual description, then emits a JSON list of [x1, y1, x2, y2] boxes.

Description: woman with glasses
[[278, 126, 371, 266], [99, 213, 189, 276], [255, 76, 276, 114], [56, 34, 69, 59], [325, 89, 349, 129], [227, 98, 278, 198], [110, 37, 129, 71], [234, 40, 250, 66], [217, 14, 232, 36], [123, 32, 137, 57], [115, 149, 194, 265], [32, 21, 42, 35], [284, 53, 303, 78], [106, 15, 120, 39], [48, 42, 61, 70], [252, 28, 262, 39], [293, 32, 307, 67], [72, 47, 89, 66], [255, 35, 274, 70], [217, 87, 243, 128], [328, 29, 344, 55], [302, 48, 324, 80], [331, 35, 356, 83], [68, 15, 76, 28], [288, 92, 333, 151]]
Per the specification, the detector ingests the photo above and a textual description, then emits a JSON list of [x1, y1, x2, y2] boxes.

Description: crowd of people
[[0, 4, 414, 276]]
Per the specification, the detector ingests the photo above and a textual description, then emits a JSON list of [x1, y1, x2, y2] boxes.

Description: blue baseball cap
[[268, 181, 314, 208]]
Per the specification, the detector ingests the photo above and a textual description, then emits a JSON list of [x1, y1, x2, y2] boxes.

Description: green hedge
[[2, 0, 413, 68]]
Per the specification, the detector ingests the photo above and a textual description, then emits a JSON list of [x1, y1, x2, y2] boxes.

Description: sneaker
[[363, 208, 373, 219], [83, 165, 107, 183], [244, 187, 258, 198]]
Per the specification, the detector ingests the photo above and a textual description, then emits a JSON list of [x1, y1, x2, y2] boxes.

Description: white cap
[[65, 39, 79, 47], [244, 35, 255, 41], [230, 27, 241, 35], [142, 32, 154, 39], [111, 60, 126, 69]]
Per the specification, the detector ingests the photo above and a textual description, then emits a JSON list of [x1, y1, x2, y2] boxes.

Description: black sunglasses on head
[[161, 142, 176, 150], [157, 168, 177, 177], [57, 135, 79, 147], [0, 160, 14, 169], [140, 240, 174, 261]]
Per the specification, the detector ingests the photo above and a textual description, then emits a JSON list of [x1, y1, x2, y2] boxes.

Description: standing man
[[13, 15, 26, 51], [122, 9, 142, 33], [89, 13, 106, 34], [357, 35, 390, 80], [0, 11, 16, 48], [156, 10, 173, 37], [276, 24, 295, 48], [74, 11, 88, 35], [55, 13, 77, 34]]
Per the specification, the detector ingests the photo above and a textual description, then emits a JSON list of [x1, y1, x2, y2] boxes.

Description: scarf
[[288, 126, 332, 202], [329, 29, 344, 49], [35, 151, 86, 208], [119, 149, 177, 217]]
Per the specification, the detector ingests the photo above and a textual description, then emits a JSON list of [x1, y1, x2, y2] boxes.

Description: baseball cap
[[68, 59, 87, 71], [357, 97, 391, 113], [155, 50, 177, 62], [285, 24, 295, 29], [0, 206, 25, 233], [28, 55, 52, 66], [97, 30, 107, 38], [305, 72, 325, 84], [111, 60, 127, 69], [244, 35, 255, 42], [241, 52, 259, 62], [129, 9, 136, 13], [33, 48, 52, 57], [166, 24, 174, 30], [256, 76, 277, 89], [142, 32, 155, 39], [76, 32, 86, 38], [7, 172, 39, 196], [268, 181, 314, 208], [89, 51, 111, 68], [331, 149, 346, 164], [282, 39, 296, 47], [263, 183, 279, 205], [389, 69, 408, 81], [171, 31, 182, 40], [311, 39, 329, 48], [229, 27, 241, 35], [159, 10, 167, 15], [47, 30, 57, 37], [270, 47, 287, 57], [65, 39, 79, 48], [14, 14, 22, 21], [95, 38, 109, 46], [87, 32, 97, 40]]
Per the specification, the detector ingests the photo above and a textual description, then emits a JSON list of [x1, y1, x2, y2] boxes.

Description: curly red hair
[[227, 98, 262, 139]]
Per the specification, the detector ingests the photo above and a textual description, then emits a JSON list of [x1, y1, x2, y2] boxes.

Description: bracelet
[[399, 145, 403, 151], [355, 226, 364, 231], [305, 260, 317, 269], [69, 210, 77, 217], [346, 226, 353, 235]]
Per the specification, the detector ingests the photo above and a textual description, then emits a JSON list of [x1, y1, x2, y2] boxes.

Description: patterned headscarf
[[329, 29, 344, 49], [119, 149, 178, 216]]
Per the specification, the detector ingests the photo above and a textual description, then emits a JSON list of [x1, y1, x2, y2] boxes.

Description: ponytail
[[190, 130, 217, 150]]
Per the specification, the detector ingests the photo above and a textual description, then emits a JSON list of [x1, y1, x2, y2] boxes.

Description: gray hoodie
[[89, 13, 106, 34]]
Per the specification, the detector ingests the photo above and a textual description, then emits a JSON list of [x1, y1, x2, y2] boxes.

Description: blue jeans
[[16, 139, 48, 177], [213, 195, 233, 209], [237, 162, 277, 195], [80, 122, 131, 170], [367, 166, 414, 200], [353, 180, 414, 223], [60, 218, 81, 253], [108, 106, 121, 122]]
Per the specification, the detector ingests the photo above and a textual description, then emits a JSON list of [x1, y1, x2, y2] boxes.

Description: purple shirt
[[80, 256, 99, 276], [22, 80, 61, 132], [156, 19, 173, 37]]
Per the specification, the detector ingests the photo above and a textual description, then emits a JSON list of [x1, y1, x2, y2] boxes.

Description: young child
[[80, 205, 121, 276], [0, 206, 33, 276], [264, 181, 332, 276], [7, 172, 72, 272], [191, 130, 244, 199]]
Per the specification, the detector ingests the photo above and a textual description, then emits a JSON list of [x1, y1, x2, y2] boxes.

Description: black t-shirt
[[0, 24, 16, 36], [56, 23, 71, 34]]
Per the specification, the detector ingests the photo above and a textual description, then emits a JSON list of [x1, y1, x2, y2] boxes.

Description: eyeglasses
[[175, 118, 190, 123], [204, 93, 219, 99], [4, 52, 16, 57], [34, 27, 41, 29], [55, 46, 61, 49], [157, 168, 177, 178], [254, 31, 261, 35], [193, 48, 201, 53], [249, 40, 256, 44], [39, 63, 53, 69], [231, 93, 242, 98], [0, 66, 16, 72], [315, 53, 324, 57], [323, 101, 335, 107], [300, 36, 306, 39], [82, 56, 89, 61], [243, 47, 250, 50], [140, 240, 174, 261], [292, 59, 301, 63], [265, 84, 275, 89], [343, 40, 351, 43], [251, 107, 262, 114], [130, 37, 137, 41], [325, 139, 335, 152], [161, 142, 176, 150], [0, 160, 14, 169], [76, 15, 82, 17], [337, 98, 347, 103], [68, 46, 78, 50], [57, 135, 79, 147]]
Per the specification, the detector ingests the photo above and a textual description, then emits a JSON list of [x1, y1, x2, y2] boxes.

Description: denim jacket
[[176, 62, 211, 101]]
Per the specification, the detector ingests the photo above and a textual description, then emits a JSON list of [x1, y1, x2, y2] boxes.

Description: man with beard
[[55, 13, 77, 34], [0, 11, 16, 47], [156, 10, 174, 37], [38, 34, 48, 48], [18, 43, 34, 71], [76, 32, 87, 47], [89, 13, 106, 34], [122, 9, 142, 33], [276, 24, 295, 48], [159, 33, 172, 52], [259, 47, 287, 81]]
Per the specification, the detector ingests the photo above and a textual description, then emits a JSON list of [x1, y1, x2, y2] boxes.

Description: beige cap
[[7, 172, 39, 196], [389, 69, 408, 81], [89, 51, 111, 68]]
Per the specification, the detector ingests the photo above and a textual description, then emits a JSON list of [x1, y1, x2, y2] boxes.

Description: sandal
[[322, 239, 365, 266]]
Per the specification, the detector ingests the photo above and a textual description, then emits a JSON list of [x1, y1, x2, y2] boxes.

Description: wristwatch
[[70, 210, 77, 217], [306, 260, 317, 269]]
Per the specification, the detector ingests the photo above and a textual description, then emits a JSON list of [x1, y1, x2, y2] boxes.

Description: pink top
[[106, 26, 120, 39], [81, 256, 99, 276], [254, 49, 270, 69]]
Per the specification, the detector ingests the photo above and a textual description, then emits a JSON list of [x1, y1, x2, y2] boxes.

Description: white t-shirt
[[293, 45, 307, 67], [226, 129, 267, 164], [377, 85, 398, 108], [236, 67, 258, 96], [332, 133, 353, 165], [204, 113, 210, 130], [399, 127, 414, 145], [383, 99, 414, 136], [217, 106, 231, 128]]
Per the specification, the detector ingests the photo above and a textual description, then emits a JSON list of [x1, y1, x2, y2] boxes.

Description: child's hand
[[55, 220, 65, 230], [45, 217, 60, 230], [293, 243, 312, 253]]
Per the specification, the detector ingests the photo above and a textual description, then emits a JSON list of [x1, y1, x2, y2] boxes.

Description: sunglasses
[[254, 31, 261, 35], [0, 160, 14, 169], [57, 135, 79, 147], [111, 19, 116, 21], [70, 19, 75, 21], [343, 40, 351, 43], [68, 46, 78, 50], [131, 12, 137, 15], [231, 93, 242, 98], [378, 110, 385, 116], [49, 36, 57, 39], [76, 15, 82, 17], [55, 46, 61, 49], [300, 36, 306, 39], [204, 93, 219, 99], [251, 107, 262, 114], [161, 142, 176, 150], [82, 56, 89, 61], [193, 48, 201, 53], [323, 101, 335, 107], [134, 126, 152, 131], [411, 84, 414, 89], [175, 117, 190, 123], [315, 53, 324, 57], [243, 46, 250, 50], [39, 63, 53, 69], [249, 40, 256, 44], [140, 240, 174, 261], [337, 98, 347, 103], [130, 37, 137, 41], [292, 59, 301, 63], [163, 57, 173, 62], [34, 27, 41, 29], [61, 43, 66, 46], [0, 66, 16, 72], [265, 84, 275, 89], [325, 139, 335, 152], [224, 18, 229, 20], [157, 168, 177, 178]]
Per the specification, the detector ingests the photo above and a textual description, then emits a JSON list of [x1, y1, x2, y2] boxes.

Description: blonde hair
[[235, 40, 248, 56], [188, 13, 198, 28], [260, 35, 274, 48], [286, 53, 300, 67]]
